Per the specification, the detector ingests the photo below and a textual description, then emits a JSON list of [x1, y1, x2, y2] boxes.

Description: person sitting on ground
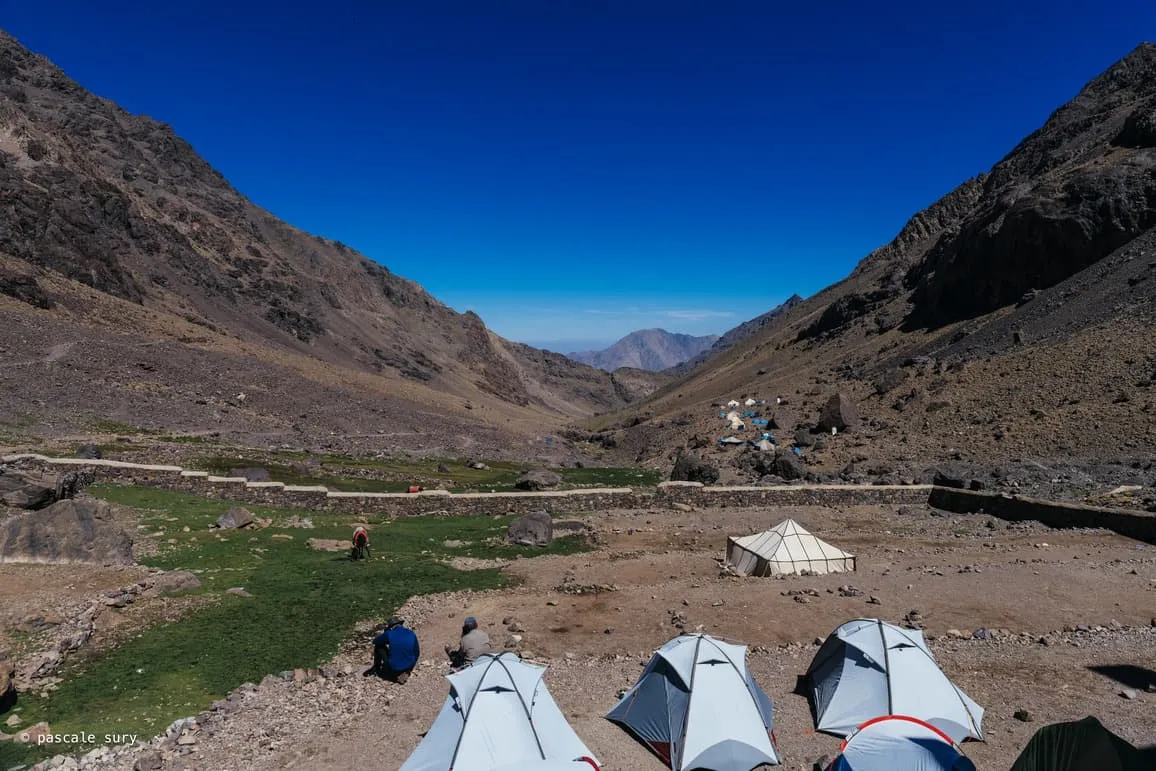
[[444, 616, 491, 669], [351, 526, 370, 560], [364, 616, 419, 683]]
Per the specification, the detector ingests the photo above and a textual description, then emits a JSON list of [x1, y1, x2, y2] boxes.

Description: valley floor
[[40, 502, 1155, 771]]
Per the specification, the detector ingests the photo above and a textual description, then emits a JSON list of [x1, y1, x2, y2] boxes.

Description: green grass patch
[[0, 484, 587, 769], [86, 419, 158, 436], [185, 452, 657, 493]]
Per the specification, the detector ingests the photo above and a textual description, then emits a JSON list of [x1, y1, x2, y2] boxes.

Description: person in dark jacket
[[364, 616, 420, 683]]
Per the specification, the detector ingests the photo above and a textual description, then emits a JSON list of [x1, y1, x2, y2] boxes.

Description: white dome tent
[[806, 619, 985, 744], [827, 716, 977, 770], [400, 653, 600, 771], [726, 519, 855, 577], [606, 633, 781, 770]]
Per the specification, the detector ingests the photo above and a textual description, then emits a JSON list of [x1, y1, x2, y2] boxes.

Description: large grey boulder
[[514, 469, 563, 491], [0, 498, 133, 565], [817, 392, 860, 432], [229, 467, 271, 482], [0, 467, 94, 510], [507, 510, 553, 546], [0, 653, 14, 712], [670, 454, 719, 485], [772, 451, 808, 481], [75, 444, 103, 460], [216, 507, 254, 529]]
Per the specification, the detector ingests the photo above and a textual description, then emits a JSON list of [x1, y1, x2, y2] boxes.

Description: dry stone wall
[[4, 455, 1155, 544]]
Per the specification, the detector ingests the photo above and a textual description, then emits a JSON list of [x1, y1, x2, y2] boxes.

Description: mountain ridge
[[0, 29, 658, 453], [568, 328, 719, 372]]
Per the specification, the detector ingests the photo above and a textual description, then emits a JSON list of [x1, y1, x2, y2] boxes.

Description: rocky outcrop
[[0, 653, 14, 713], [513, 469, 562, 491], [0, 498, 133, 565], [771, 451, 808, 481], [0, 467, 94, 510], [817, 392, 860, 432], [670, 454, 719, 485], [506, 510, 553, 546]]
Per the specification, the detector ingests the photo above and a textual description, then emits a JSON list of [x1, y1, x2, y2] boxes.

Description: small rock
[[4, 713, 20, 727], [226, 587, 252, 598], [604, 627, 614, 634], [867, 596, 882, 605], [1120, 688, 1138, 700], [134, 751, 165, 771], [1013, 709, 1033, 722]]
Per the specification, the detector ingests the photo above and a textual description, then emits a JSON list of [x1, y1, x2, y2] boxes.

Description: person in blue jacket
[[364, 616, 420, 683]]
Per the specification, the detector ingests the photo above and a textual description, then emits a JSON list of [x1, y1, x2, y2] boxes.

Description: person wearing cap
[[444, 616, 490, 670], [364, 616, 420, 683]]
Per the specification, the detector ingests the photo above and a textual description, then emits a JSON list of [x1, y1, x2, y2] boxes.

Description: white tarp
[[606, 633, 780, 770], [829, 716, 976, 770], [726, 400, 740, 408], [744, 398, 757, 406], [806, 619, 985, 744], [400, 653, 599, 771], [726, 519, 855, 576]]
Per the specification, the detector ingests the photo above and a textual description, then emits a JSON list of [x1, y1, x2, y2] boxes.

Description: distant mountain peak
[[568, 328, 719, 372]]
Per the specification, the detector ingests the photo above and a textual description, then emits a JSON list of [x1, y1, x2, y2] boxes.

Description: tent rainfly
[[827, 716, 976, 771], [719, 436, 745, 445], [726, 399, 740, 408], [1010, 716, 1150, 771], [726, 519, 855, 577], [400, 653, 600, 771], [744, 398, 757, 407], [806, 619, 985, 744], [606, 633, 781, 770]]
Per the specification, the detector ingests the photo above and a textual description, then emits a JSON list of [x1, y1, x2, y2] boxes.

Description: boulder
[[771, 451, 808, 481], [670, 454, 719, 485], [75, 444, 103, 460], [228, 467, 271, 483], [0, 654, 14, 713], [0, 468, 56, 510], [793, 428, 816, 447], [514, 469, 563, 491], [932, 467, 983, 490], [437, 463, 451, 473], [0, 498, 133, 565], [216, 507, 254, 529], [152, 570, 202, 595], [817, 392, 860, 432], [507, 511, 553, 546]]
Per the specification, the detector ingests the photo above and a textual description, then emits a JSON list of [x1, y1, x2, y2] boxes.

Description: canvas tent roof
[[727, 399, 740, 407], [1010, 716, 1150, 771], [727, 519, 855, 577], [828, 715, 976, 771], [606, 633, 780, 770], [400, 653, 599, 771], [806, 619, 984, 744], [744, 398, 757, 406]]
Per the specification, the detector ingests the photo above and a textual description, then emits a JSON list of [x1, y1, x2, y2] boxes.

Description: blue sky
[[3, 1, 1153, 351]]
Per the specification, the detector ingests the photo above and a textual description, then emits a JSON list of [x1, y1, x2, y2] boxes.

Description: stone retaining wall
[[3, 454, 931, 516], [928, 487, 1156, 545], [5, 455, 1153, 542]]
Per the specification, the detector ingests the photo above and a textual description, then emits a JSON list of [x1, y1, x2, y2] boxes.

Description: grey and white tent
[[827, 715, 976, 770], [806, 619, 984, 744], [400, 653, 600, 771], [726, 519, 855, 576], [606, 633, 780, 770]]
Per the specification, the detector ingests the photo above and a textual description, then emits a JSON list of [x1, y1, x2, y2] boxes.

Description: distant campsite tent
[[806, 619, 984, 744], [726, 519, 855, 577], [827, 716, 976, 771], [727, 399, 740, 408], [745, 398, 757, 407], [606, 633, 780, 770], [400, 653, 600, 771], [719, 436, 745, 445], [1010, 716, 1149, 771], [755, 439, 775, 452]]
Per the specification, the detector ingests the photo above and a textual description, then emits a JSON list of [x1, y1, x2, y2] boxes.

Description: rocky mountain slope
[[0, 30, 654, 453], [665, 293, 803, 376], [568, 329, 718, 371], [591, 43, 1156, 481]]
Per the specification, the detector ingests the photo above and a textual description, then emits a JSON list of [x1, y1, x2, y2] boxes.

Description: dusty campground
[[12, 503, 1156, 770]]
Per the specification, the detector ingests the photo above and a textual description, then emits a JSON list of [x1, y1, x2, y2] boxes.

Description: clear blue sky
[[3, 1, 1153, 351]]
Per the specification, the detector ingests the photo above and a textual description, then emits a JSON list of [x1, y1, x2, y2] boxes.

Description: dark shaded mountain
[[0, 30, 652, 452], [569, 329, 719, 372], [665, 294, 804, 375], [589, 43, 1156, 476]]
